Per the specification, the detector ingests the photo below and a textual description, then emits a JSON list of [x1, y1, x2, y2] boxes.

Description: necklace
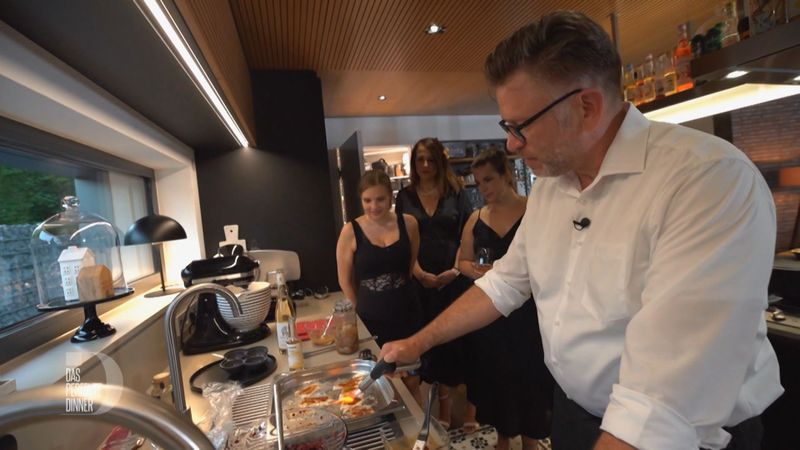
[[417, 186, 438, 196]]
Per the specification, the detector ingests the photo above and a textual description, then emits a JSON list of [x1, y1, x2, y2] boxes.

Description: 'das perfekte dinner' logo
[[64, 351, 123, 415]]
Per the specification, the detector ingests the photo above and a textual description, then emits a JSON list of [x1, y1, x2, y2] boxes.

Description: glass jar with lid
[[30, 195, 129, 305], [333, 298, 358, 354]]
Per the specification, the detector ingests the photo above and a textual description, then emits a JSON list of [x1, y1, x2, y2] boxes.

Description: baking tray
[[272, 358, 405, 430]]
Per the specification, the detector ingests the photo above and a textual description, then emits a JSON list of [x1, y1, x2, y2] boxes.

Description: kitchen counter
[[178, 291, 425, 445]]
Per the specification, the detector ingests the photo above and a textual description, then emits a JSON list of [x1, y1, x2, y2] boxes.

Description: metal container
[[272, 359, 406, 448]]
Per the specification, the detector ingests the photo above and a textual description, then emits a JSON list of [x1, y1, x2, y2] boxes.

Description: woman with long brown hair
[[395, 137, 473, 427]]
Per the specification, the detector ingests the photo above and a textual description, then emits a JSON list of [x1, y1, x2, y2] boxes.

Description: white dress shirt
[[475, 106, 783, 449]]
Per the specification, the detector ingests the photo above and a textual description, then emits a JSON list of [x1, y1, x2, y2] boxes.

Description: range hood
[[640, 20, 800, 123]]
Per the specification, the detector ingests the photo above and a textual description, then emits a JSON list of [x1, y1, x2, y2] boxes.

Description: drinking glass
[[476, 247, 493, 269]]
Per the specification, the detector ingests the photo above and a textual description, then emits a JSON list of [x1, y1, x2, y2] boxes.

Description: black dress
[[464, 213, 554, 439], [395, 187, 473, 386], [351, 213, 423, 347]]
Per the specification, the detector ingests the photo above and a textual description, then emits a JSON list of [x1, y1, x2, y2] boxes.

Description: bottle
[[633, 65, 644, 106], [286, 319, 304, 371], [641, 54, 656, 103], [658, 52, 678, 97], [721, 0, 740, 47], [147, 371, 173, 405], [274, 270, 295, 353], [334, 299, 359, 355], [622, 64, 636, 103], [674, 23, 694, 92]]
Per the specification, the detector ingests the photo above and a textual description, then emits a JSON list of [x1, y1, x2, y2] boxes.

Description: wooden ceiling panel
[[182, 0, 728, 117]]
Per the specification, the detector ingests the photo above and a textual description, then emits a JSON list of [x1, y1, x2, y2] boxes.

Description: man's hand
[[594, 431, 635, 450], [379, 336, 426, 366]]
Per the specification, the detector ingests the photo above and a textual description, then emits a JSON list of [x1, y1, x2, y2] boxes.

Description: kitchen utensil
[[217, 281, 272, 332], [412, 382, 439, 450], [273, 358, 406, 433], [190, 354, 277, 393], [179, 255, 269, 354], [357, 358, 422, 393], [303, 335, 377, 358]]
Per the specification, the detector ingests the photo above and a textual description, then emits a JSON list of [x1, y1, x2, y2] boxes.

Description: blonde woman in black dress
[[336, 170, 423, 401], [457, 149, 553, 450]]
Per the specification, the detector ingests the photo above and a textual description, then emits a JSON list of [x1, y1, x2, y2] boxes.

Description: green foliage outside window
[[0, 165, 75, 224]]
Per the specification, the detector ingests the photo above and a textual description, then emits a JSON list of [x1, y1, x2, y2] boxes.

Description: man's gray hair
[[485, 11, 622, 98]]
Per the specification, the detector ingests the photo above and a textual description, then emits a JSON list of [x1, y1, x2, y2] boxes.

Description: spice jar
[[334, 299, 358, 354]]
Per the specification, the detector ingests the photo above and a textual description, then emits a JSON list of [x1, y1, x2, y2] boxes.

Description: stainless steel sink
[[0, 383, 213, 450]]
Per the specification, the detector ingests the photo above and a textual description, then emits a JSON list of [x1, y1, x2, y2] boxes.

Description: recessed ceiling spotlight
[[378, 95, 387, 101], [425, 23, 445, 34]]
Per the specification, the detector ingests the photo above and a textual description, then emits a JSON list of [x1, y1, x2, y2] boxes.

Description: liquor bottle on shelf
[[674, 23, 694, 92], [641, 54, 656, 103], [658, 52, 678, 98], [721, 0, 741, 47], [622, 64, 636, 103], [634, 65, 644, 105], [274, 270, 296, 353]]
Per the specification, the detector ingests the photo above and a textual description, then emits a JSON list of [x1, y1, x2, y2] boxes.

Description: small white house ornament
[[57, 246, 95, 301]]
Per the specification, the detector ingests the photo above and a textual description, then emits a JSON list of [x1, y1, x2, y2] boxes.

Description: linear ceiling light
[[140, 0, 249, 148], [724, 70, 749, 79], [643, 83, 800, 124]]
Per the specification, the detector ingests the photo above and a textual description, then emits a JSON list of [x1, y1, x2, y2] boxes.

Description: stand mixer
[[179, 255, 270, 354]]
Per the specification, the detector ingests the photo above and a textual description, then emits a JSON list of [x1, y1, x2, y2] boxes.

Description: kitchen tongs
[[412, 381, 439, 450], [356, 358, 421, 393]]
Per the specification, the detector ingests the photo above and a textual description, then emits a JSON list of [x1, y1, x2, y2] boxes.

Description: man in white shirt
[[380, 11, 783, 450]]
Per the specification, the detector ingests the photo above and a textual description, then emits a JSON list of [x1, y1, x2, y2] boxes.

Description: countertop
[[178, 291, 424, 443]]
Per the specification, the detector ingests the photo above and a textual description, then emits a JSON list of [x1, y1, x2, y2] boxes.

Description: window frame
[[0, 116, 161, 363]]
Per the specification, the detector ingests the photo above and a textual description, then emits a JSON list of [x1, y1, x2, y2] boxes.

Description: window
[[0, 117, 157, 361]]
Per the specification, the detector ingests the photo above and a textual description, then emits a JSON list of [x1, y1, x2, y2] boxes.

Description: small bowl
[[308, 327, 335, 346], [224, 348, 248, 361], [219, 358, 244, 377], [246, 346, 269, 358], [244, 355, 268, 373]]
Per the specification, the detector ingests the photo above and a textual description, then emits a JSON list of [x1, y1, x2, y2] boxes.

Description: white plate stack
[[217, 281, 272, 332]]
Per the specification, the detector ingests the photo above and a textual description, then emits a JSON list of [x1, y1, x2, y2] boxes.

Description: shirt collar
[[596, 104, 650, 178], [555, 104, 650, 196]]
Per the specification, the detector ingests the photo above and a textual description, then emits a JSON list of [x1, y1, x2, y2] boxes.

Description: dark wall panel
[[195, 70, 338, 289]]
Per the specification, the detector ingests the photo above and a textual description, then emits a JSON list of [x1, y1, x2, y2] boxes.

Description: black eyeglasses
[[498, 88, 583, 144]]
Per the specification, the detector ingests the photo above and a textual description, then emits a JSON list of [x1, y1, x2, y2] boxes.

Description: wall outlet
[[0, 379, 16, 396]]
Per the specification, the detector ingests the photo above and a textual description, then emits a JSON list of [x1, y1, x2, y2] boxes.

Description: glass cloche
[[30, 196, 132, 342]]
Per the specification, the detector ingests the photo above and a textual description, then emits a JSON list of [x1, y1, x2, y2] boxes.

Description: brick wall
[[731, 95, 800, 250], [0, 224, 51, 328]]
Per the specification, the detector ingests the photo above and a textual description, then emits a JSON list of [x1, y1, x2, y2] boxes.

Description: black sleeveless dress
[[464, 213, 554, 439], [351, 214, 423, 347]]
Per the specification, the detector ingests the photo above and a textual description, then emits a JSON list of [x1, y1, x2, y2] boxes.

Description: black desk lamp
[[124, 214, 187, 298]]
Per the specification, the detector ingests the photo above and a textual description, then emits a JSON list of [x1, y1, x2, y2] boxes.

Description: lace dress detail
[[351, 214, 422, 346], [359, 272, 407, 292]]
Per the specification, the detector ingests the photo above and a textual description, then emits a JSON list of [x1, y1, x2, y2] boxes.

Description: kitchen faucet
[[0, 383, 213, 449], [165, 283, 243, 417]]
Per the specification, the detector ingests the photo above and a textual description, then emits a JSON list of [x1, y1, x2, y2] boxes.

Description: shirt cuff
[[601, 384, 731, 450], [473, 269, 527, 317]]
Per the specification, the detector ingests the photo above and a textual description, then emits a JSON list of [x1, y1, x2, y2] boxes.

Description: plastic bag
[[196, 381, 244, 450], [97, 426, 161, 450]]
